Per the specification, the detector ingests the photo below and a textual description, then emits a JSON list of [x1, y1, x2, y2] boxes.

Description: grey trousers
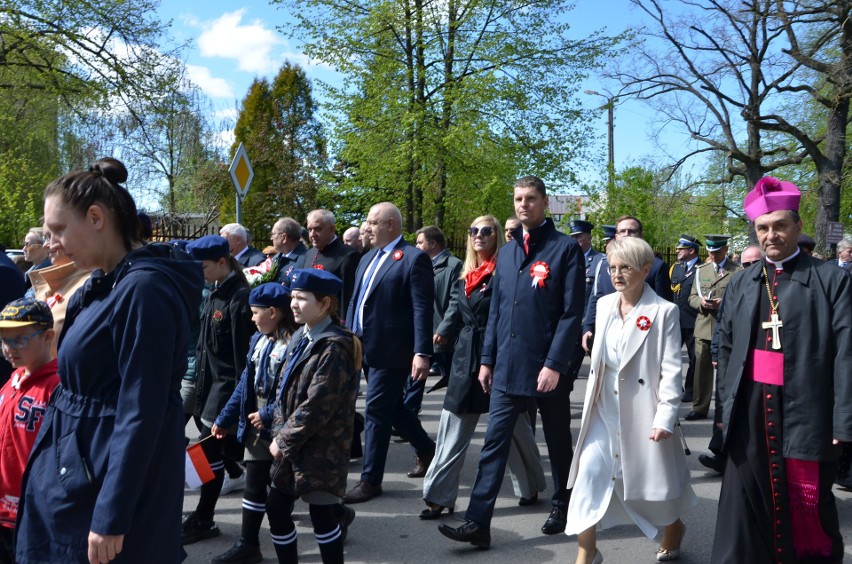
[[422, 408, 545, 508]]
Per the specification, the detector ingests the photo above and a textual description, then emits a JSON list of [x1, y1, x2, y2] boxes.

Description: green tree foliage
[[0, 0, 179, 246], [586, 163, 752, 250], [274, 0, 623, 237], [228, 63, 327, 244], [0, 51, 59, 245]]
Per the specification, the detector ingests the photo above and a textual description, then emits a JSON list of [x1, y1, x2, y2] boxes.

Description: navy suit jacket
[[346, 239, 434, 370], [480, 218, 585, 396], [237, 246, 266, 268]]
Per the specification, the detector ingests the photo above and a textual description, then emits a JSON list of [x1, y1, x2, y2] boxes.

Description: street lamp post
[[585, 89, 617, 188]]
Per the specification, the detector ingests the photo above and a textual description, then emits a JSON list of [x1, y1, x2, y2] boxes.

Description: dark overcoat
[[432, 250, 463, 354], [716, 255, 852, 460], [270, 322, 359, 497], [15, 244, 203, 563], [442, 276, 492, 415], [195, 273, 254, 422], [480, 218, 585, 396]]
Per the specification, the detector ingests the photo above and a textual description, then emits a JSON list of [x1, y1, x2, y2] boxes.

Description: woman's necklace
[[761, 264, 784, 350]]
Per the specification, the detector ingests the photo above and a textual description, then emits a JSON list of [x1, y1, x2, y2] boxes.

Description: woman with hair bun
[[15, 158, 204, 563]]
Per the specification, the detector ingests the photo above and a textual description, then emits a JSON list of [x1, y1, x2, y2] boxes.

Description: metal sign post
[[229, 143, 254, 224]]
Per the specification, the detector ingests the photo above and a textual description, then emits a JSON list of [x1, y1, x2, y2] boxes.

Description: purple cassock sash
[[749, 349, 833, 559]]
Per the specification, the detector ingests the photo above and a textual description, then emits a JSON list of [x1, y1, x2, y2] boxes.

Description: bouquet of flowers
[[244, 257, 279, 288]]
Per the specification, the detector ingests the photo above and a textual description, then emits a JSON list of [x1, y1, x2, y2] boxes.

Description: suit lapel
[[619, 285, 660, 369], [365, 240, 406, 301]]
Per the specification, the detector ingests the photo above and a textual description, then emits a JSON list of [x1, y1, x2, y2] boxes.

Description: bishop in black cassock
[[712, 177, 851, 563]]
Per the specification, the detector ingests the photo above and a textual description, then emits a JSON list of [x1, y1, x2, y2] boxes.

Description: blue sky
[[157, 0, 693, 187]]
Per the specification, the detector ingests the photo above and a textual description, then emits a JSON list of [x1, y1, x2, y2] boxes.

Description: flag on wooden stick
[[185, 442, 214, 488]]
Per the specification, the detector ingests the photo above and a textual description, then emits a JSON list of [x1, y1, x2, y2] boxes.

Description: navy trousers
[[465, 386, 573, 527], [361, 365, 436, 485]]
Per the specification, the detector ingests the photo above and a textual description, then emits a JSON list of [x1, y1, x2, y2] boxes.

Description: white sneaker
[[220, 472, 246, 495]]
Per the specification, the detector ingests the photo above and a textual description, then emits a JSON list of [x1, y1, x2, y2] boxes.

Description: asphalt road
[[183, 357, 852, 563]]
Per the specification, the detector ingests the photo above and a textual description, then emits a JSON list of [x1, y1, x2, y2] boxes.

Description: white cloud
[[197, 9, 285, 74], [186, 65, 235, 99], [215, 108, 238, 121]]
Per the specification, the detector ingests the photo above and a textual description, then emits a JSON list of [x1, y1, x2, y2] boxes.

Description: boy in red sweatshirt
[[0, 298, 58, 561]]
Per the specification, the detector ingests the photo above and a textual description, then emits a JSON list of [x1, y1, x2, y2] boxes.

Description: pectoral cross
[[762, 313, 783, 350]]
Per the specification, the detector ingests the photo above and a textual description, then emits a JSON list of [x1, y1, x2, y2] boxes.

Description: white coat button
[[60, 467, 67, 476]]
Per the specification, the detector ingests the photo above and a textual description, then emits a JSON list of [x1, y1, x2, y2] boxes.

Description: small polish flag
[[185, 443, 214, 489]]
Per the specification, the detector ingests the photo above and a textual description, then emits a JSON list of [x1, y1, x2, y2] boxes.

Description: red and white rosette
[[529, 261, 550, 288], [636, 316, 651, 331], [393, 249, 404, 261], [313, 263, 326, 270]]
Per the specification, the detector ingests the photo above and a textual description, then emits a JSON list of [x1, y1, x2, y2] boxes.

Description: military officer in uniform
[[569, 220, 602, 311], [670, 235, 700, 402], [568, 220, 603, 379], [686, 235, 741, 420]]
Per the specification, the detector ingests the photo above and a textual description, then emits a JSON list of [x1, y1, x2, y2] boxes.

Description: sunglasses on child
[[468, 226, 494, 238]]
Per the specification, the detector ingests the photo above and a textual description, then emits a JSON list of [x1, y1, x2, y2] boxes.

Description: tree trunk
[[815, 98, 848, 251]]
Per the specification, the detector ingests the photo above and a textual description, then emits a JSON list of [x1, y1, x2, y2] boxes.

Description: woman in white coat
[[565, 237, 696, 564]]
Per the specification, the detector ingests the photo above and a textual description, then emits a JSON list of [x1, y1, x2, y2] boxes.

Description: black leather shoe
[[541, 507, 566, 535], [407, 453, 433, 478], [211, 537, 262, 563], [518, 493, 538, 506], [419, 502, 453, 520], [438, 520, 490, 549], [684, 411, 706, 421], [342, 481, 382, 503], [180, 511, 220, 545], [681, 393, 693, 403], [698, 453, 725, 474]]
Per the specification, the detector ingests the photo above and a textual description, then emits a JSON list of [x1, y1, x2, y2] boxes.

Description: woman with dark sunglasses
[[419, 215, 545, 519]]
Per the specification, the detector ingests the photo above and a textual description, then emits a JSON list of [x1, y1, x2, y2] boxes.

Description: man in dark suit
[[220, 223, 265, 267], [439, 176, 585, 548], [581, 215, 673, 353], [342, 202, 436, 503], [670, 234, 700, 402], [269, 217, 306, 282], [302, 209, 359, 316], [402, 226, 462, 451]]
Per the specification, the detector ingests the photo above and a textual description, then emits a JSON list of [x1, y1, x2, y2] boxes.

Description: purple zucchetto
[[744, 177, 801, 221]]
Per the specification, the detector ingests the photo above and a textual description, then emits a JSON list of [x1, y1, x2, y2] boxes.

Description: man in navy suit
[[342, 202, 436, 503], [439, 176, 585, 548], [220, 223, 265, 267]]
